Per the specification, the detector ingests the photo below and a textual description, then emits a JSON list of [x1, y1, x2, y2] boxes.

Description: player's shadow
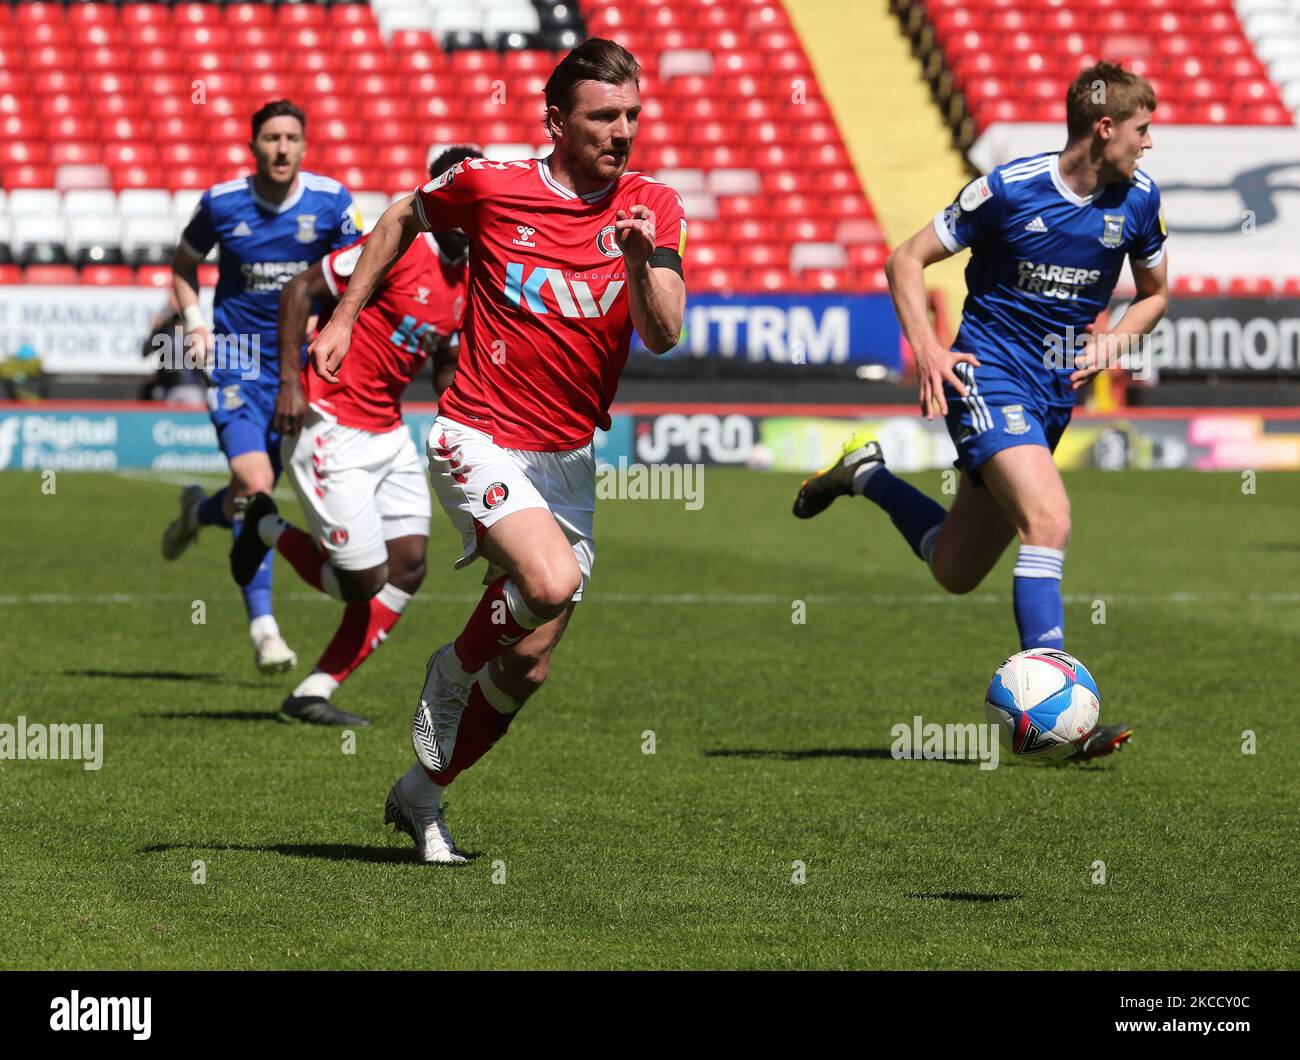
[[141, 841, 483, 865], [60, 668, 266, 689], [142, 710, 284, 722], [906, 891, 1022, 903], [705, 748, 978, 765]]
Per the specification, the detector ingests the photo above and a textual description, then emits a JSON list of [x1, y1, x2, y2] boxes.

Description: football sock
[[195, 488, 232, 529], [401, 760, 445, 812], [1012, 545, 1065, 649], [857, 467, 948, 561], [317, 583, 412, 684], [249, 613, 280, 646], [271, 522, 343, 601], [451, 576, 545, 678], [427, 666, 521, 787], [235, 513, 275, 620], [292, 670, 340, 700]]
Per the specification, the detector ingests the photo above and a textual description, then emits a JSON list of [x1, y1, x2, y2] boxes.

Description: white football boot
[[384, 766, 467, 865], [411, 642, 470, 774], [160, 484, 207, 560], [254, 633, 298, 674]]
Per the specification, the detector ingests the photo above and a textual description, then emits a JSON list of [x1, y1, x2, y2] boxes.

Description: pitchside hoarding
[[0, 286, 902, 374], [2, 403, 1296, 473]]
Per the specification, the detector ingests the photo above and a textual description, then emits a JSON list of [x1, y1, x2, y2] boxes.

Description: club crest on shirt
[[328, 527, 348, 546], [1100, 214, 1125, 248], [221, 384, 243, 410], [597, 225, 622, 258], [483, 482, 509, 509], [295, 214, 318, 243], [1002, 405, 1030, 435]]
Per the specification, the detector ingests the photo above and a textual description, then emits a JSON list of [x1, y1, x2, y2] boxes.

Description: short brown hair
[[250, 99, 306, 141], [543, 38, 640, 133], [1065, 62, 1156, 141]]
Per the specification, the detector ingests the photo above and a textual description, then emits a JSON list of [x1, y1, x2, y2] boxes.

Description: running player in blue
[[161, 100, 360, 673], [793, 62, 1169, 761]]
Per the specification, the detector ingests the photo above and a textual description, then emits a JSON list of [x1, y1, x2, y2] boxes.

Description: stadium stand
[[0, 0, 888, 295]]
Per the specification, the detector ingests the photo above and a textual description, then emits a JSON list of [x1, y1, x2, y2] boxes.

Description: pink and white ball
[[984, 649, 1101, 760]]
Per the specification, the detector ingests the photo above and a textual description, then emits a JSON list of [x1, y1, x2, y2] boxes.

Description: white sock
[[376, 583, 412, 614], [437, 644, 475, 688], [400, 760, 444, 811], [478, 664, 523, 715], [920, 525, 942, 569], [293, 670, 339, 700], [852, 462, 884, 495], [249, 614, 280, 645], [257, 514, 288, 548]]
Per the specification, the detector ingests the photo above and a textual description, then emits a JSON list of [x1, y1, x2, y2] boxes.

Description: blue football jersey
[[934, 152, 1166, 404], [180, 172, 360, 380]]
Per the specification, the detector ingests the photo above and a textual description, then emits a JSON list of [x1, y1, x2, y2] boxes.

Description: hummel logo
[[512, 224, 537, 248], [1037, 626, 1064, 642], [1025, 216, 1048, 233], [232, 221, 252, 237]]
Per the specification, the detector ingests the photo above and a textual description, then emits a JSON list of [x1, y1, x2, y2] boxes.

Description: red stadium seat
[[49, 143, 101, 167], [69, 4, 118, 30], [163, 166, 217, 192], [1173, 275, 1221, 296], [0, 142, 45, 166], [114, 165, 165, 189], [173, 3, 221, 27], [0, 265, 21, 285], [1228, 277, 1276, 296], [161, 143, 211, 169], [82, 265, 137, 286], [137, 265, 174, 287], [275, 4, 326, 29], [3, 164, 55, 189], [24, 265, 82, 285], [225, 4, 274, 29]]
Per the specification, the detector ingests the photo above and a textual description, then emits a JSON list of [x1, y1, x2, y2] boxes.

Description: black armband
[[647, 247, 683, 277]]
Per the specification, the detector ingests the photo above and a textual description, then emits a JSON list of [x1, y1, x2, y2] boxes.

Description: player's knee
[[517, 559, 580, 618], [390, 557, 426, 596], [336, 564, 387, 603], [1022, 507, 1071, 550], [231, 473, 273, 500]]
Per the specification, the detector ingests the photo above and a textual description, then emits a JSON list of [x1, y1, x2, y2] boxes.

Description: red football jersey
[[413, 156, 687, 451], [306, 232, 468, 432]]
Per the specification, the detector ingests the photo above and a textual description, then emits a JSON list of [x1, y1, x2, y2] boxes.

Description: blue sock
[[1012, 545, 1065, 649], [196, 488, 232, 529], [858, 467, 947, 562], [232, 516, 275, 621]]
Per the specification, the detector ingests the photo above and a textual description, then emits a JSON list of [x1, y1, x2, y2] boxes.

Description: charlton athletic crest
[[596, 225, 622, 257], [328, 527, 348, 546], [483, 482, 509, 509]]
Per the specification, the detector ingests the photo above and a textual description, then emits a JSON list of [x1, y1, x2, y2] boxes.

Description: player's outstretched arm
[[170, 243, 213, 364], [308, 195, 423, 382], [617, 205, 685, 355], [885, 223, 979, 420], [273, 263, 331, 434]]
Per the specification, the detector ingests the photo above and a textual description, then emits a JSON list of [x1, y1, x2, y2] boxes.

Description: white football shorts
[[425, 414, 595, 601], [282, 409, 431, 571]]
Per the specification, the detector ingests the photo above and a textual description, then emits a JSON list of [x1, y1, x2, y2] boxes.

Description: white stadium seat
[[655, 168, 707, 193], [790, 242, 848, 272], [7, 189, 62, 221], [481, 5, 541, 45], [679, 191, 718, 220], [54, 164, 111, 191], [122, 216, 177, 255], [11, 213, 65, 251], [375, 3, 434, 35], [659, 50, 714, 79], [118, 189, 173, 221], [65, 215, 122, 254], [62, 189, 118, 220], [483, 142, 535, 161], [171, 189, 202, 237], [353, 192, 392, 234], [432, 7, 483, 35], [707, 168, 762, 196]]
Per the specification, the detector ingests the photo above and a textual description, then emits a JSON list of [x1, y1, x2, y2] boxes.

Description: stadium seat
[[23, 263, 80, 285]]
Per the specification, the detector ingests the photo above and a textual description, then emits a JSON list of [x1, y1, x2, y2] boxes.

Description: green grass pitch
[[1, 467, 1297, 970]]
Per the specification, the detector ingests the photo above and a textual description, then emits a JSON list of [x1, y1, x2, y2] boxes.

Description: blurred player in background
[[161, 100, 360, 673], [231, 146, 479, 726], [794, 62, 1170, 761], [309, 40, 688, 862]]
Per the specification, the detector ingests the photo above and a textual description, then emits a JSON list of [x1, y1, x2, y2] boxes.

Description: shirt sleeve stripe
[[932, 210, 963, 253]]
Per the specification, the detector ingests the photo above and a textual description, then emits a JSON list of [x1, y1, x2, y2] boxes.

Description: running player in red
[[309, 40, 687, 862], [230, 147, 480, 726]]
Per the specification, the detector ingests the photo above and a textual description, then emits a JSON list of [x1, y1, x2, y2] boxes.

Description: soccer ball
[[984, 649, 1101, 760]]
